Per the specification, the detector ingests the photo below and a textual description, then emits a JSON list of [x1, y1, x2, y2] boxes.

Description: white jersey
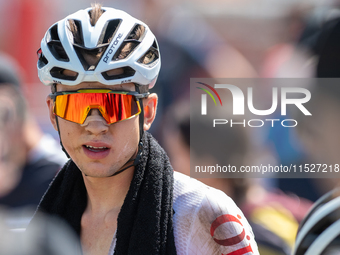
[[109, 171, 259, 255]]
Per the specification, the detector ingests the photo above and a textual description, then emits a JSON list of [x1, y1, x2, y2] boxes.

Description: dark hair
[[0, 53, 26, 122], [0, 53, 23, 88], [0, 85, 27, 125]]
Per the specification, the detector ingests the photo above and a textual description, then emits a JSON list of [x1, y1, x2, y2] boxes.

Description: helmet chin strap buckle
[[80, 115, 109, 127], [133, 141, 143, 166]]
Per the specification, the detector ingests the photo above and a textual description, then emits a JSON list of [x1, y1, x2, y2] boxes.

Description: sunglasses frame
[[49, 88, 150, 125]]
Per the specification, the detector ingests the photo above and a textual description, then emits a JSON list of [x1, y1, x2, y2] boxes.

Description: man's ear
[[143, 93, 158, 131], [46, 96, 58, 131]]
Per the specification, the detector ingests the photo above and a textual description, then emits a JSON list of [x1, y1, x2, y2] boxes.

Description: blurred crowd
[[1, 0, 340, 254]]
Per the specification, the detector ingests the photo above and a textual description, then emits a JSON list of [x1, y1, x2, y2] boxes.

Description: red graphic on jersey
[[210, 214, 245, 246], [211, 214, 254, 254], [222, 244, 253, 255]]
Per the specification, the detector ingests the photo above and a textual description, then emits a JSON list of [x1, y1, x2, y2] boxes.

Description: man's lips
[[82, 142, 111, 159], [84, 145, 109, 152], [83, 141, 111, 149]]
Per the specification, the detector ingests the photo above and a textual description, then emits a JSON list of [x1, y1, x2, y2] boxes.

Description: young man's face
[[46, 81, 157, 178]]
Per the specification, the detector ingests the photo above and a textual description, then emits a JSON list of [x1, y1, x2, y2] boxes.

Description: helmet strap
[[133, 84, 145, 166], [52, 83, 70, 158], [55, 115, 71, 159]]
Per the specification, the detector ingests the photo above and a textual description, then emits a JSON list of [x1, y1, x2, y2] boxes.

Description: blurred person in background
[[128, 0, 258, 140], [161, 98, 312, 255], [251, 8, 340, 254], [291, 14, 340, 202], [0, 53, 67, 228], [292, 188, 340, 255], [259, 4, 340, 202], [0, 209, 80, 254]]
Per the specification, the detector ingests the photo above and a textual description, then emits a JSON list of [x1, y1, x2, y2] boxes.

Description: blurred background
[[0, 0, 332, 133], [1, 0, 340, 254]]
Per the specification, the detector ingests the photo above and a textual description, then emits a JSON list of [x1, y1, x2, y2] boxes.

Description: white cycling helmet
[[37, 6, 160, 88], [292, 188, 340, 255]]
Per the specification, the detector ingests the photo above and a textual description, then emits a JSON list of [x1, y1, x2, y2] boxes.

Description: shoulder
[[173, 171, 259, 255]]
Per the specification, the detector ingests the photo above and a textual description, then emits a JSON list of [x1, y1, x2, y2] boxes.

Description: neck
[[82, 166, 134, 215]]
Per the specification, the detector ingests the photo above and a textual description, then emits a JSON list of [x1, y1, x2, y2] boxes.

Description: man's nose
[[81, 109, 109, 134]]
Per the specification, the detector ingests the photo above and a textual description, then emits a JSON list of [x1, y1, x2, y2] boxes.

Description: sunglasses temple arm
[[134, 86, 145, 165], [134, 92, 150, 99], [48, 93, 57, 100]]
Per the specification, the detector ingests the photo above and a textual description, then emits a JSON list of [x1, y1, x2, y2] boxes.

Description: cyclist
[[30, 4, 259, 254], [292, 188, 340, 255]]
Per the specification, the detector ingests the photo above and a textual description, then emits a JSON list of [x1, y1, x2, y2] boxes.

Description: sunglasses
[[49, 89, 149, 125]]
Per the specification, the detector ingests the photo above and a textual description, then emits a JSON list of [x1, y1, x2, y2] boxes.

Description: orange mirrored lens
[[54, 93, 140, 124]]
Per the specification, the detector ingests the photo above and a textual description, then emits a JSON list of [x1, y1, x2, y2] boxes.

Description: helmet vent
[[48, 42, 70, 62], [47, 24, 60, 41], [138, 45, 159, 66], [46, 24, 69, 62], [152, 40, 158, 49], [127, 24, 145, 41], [101, 66, 136, 80], [50, 67, 78, 81], [68, 19, 85, 46], [37, 48, 49, 68], [111, 24, 145, 61], [74, 45, 108, 71], [112, 41, 139, 60], [102, 19, 122, 45]]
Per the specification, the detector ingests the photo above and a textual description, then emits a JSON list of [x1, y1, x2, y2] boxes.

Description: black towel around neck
[[30, 132, 177, 255]]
